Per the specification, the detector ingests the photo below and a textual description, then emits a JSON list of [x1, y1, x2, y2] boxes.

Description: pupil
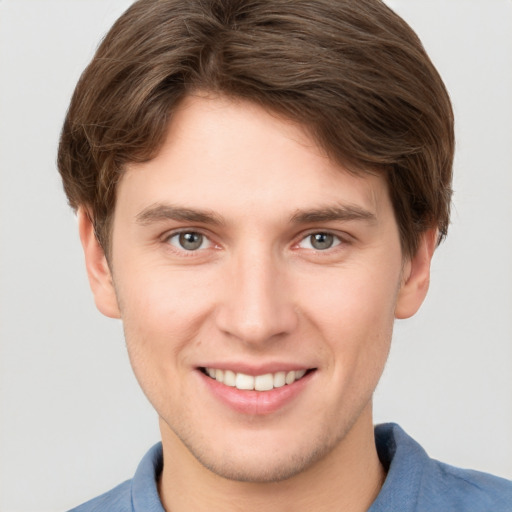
[[179, 232, 202, 250], [311, 233, 333, 250]]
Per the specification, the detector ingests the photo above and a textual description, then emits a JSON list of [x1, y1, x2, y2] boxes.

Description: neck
[[158, 406, 385, 512]]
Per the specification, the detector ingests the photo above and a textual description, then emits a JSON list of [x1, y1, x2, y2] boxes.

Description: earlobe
[[77, 208, 121, 319], [395, 229, 437, 319]]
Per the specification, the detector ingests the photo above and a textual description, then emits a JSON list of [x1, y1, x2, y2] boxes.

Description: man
[[57, 0, 512, 510]]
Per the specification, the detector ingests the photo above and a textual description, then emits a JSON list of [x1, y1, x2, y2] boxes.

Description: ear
[[77, 208, 121, 319], [395, 228, 437, 319]]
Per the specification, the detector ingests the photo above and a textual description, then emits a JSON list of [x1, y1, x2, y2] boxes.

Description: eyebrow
[[289, 205, 377, 225], [135, 203, 225, 226], [135, 203, 376, 227]]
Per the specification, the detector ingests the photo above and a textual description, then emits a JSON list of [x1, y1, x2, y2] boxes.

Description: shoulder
[[423, 459, 512, 510], [371, 423, 512, 512], [67, 443, 164, 512], [67, 480, 132, 512]]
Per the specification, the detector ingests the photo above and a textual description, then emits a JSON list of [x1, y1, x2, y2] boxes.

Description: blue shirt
[[68, 423, 512, 511]]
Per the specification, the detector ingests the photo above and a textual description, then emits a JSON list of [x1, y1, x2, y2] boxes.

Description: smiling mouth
[[200, 367, 313, 391]]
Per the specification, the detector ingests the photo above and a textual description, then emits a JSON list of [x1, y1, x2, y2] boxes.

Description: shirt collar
[[130, 423, 428, 512], [368, 423, 429, 511]]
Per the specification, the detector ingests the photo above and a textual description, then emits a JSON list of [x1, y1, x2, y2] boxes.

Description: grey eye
[[309, 233, 334, 250], [167, 232, 209, 251], [179, 232, 203, 250], [298, 232, 341, 251]]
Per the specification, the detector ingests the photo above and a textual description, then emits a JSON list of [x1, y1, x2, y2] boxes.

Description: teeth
[[254, 373, 273, 391], [273, 371, 286, 388], [285, 371, 296, 385], [223, 370, 236, 387], [235, 373, 254, 390], [295, 369, 306, 379], [204, 367, 308, 391]]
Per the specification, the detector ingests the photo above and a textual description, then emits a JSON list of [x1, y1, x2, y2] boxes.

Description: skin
[[79, 94, 436, 511]]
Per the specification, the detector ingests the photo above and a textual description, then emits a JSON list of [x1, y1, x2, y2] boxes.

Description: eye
[[166, 231, 211, 251], [298, 232, 342, 251]]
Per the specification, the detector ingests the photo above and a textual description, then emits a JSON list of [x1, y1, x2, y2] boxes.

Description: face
[[82, 94, 432, 483]]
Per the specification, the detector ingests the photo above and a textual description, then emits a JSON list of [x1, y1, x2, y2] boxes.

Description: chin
[[178, 427, 338, 483], [195, 450, 317, 483]]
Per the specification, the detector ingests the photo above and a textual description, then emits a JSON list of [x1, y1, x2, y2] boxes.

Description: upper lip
[[197, 362, 315, 375]]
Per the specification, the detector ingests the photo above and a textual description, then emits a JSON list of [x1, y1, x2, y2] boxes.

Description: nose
[[214, 246, 298, 348]]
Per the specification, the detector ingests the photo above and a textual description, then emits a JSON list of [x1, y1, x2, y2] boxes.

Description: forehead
[[117, 94, 390, 225]]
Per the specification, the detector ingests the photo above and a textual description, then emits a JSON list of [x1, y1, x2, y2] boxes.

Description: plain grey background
[[1, 1, 511, 511]]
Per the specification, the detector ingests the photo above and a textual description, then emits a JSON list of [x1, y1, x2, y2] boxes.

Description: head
[[58, 0, 453, 261], [57, 0, 454, 485]]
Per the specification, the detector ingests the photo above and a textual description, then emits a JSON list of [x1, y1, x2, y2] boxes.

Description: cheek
[[115, 268, 215, 376], [118, 263, 212, 325], [302, 263, 399, 328], [298, 263, 399, 374], [116, 272, 212, 416]]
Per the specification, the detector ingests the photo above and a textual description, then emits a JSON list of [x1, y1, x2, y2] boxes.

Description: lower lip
[[199, 370, 314, 415]]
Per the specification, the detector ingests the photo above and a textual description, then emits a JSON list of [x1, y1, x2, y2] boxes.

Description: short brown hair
[[58, 0, 454, 258]]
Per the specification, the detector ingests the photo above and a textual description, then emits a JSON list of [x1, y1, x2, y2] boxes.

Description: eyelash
[[162, 229, 348, 255]]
